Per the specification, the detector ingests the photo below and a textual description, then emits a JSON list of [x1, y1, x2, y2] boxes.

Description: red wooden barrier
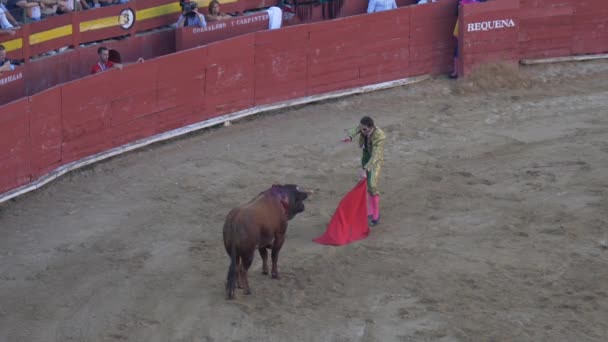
[[4, 0, 608, 198], [0, 98, 31, 192], [0, 68, 26, 104], [1, 0, 381, 107], [176, 12, 270, 51], [14, 29, 172, 101], [409, 0, 458, 76], [76, 3, 135, 44], [355, 8, 411, 85], [0, 0, 373, 66], [459, 0, 519, 76], [229, 0, 274, 13], [25, 50, 76, 95], [572, 0, 608, 55], [0, 0, 173, 64], [28, 14, 75, 57], [135, 0, 180, 33], [29, 87, 63, 178], [306, 16, 364, 95], [206, 35, 256, 115], [60, 71, 115, 164], [253, 25, 309, 105], [0, 27, 27, 61], [152, 48, 209, 133], [518, 0, 573, 58], [108, 60, 160, 147]]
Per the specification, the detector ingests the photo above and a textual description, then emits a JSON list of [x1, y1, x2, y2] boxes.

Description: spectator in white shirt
[[0, 0, 20, 28], [367, 0, 397, 13], [1, 2, 20, 35]]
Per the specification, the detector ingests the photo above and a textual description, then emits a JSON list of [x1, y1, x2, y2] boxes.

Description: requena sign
[[467, 19, 516, 32]]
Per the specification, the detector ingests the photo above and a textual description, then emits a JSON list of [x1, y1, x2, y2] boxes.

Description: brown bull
[[223, 184, 309, 300]]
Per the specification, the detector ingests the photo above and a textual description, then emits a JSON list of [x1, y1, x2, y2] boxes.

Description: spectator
[[61, 0, 89, 12], [1, 0, 20, 31], [41, 0, 72, 16], [367, 0, 396, 13], [277, 0, 295, 20], [1, 26, 18, 36], [91, 46, 118, 74], [68, 0, 91, 11], [7, 0, 68, 21], [87, 0, 128, 8], [74, 0, 90, 10], [450, 0, 479, 78], [108, 48, 143, 64], [0, 44, 19, 73], [91, 46, 144, 74], [176, 1, 206, 28], [205, 0, 232, 22], [108, 48, 121, 63], [7, 0, 42, 22]]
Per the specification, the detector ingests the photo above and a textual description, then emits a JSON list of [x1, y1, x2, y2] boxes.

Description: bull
[[223, 184, 309, 300]]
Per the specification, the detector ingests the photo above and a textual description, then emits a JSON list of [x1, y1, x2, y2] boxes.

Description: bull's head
[[272, 184, 310, 220]]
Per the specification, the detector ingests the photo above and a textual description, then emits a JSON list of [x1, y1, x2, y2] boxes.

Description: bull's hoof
[[262, 270, 269, 275], [271, 273, 280, 279], [244, 288, 252, 295]]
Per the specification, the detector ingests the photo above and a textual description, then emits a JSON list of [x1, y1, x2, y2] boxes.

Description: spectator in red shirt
[[91, 46, 144, 75], [91, 46, 117, 74]]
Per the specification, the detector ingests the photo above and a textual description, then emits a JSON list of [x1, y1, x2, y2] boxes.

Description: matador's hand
[[359, 169, 367, 179]]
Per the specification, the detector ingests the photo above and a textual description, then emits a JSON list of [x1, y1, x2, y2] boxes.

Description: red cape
[[313, 180, 370, 246]]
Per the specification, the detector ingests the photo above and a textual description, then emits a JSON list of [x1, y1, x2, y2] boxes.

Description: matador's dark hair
[[360, 116, 375, 128]]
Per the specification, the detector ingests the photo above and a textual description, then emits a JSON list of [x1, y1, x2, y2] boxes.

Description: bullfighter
[[343, 116, 386, 226]]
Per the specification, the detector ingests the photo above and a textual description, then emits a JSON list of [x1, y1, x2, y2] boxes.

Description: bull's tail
[[226, 239, 238, 300]]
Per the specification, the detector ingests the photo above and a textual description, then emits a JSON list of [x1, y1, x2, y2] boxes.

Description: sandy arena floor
[[1, 60, 607, 342]]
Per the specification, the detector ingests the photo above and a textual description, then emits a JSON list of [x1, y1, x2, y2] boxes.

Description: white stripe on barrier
[[0, 74, 430, 204], [520, 53, 608, 65]]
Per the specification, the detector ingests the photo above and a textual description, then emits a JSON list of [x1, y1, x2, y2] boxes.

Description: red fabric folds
[[313, 180, 370, 246]]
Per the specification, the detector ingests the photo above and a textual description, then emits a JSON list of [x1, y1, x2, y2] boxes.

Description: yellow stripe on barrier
[[29, 25, 73, 45], [136, 3, 181, 21], [80, 16, 119, 32], [2, 38, 23, 52], [136, 0, 239, 21], [192, 0, 238, 7]]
